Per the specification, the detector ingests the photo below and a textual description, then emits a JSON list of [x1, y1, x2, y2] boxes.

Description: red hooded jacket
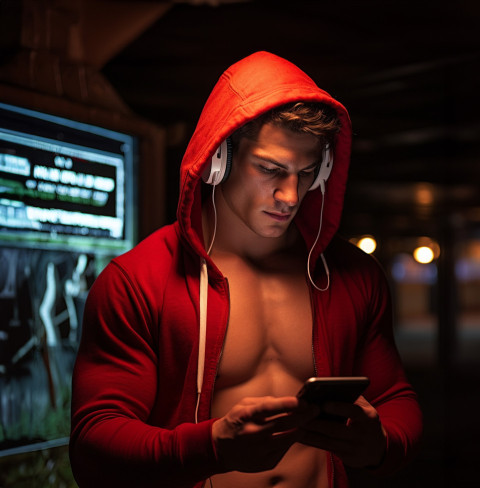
[[70, 51, 422, 487]]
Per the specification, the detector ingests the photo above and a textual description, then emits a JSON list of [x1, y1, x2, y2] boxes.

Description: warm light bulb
[[358, 236, 377, 254], [413, 246, 434, 264]]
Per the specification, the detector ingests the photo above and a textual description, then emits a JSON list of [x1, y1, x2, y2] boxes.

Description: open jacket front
[[70, 52, 422, 488]]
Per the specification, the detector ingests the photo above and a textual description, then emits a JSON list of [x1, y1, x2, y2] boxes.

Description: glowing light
[[417, 237, 440, 259], [413, 246, 434, 264], [357, 236, 377, 254], [415, 183, 434, 206]]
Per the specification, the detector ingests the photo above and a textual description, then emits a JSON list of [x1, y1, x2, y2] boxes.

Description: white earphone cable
[[196, 186, 218, 424], [206, 185, 217, 255], [307, 185, 330, 291]]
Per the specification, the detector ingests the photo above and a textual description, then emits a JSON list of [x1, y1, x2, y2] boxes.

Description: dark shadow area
[[1, 1, 479, 486]]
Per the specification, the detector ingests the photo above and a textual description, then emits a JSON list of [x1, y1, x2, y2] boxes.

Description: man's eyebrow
[[252, 154, 319, 171]]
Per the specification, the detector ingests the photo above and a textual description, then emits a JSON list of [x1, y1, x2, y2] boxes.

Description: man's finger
[[241, 396, 299, 422]]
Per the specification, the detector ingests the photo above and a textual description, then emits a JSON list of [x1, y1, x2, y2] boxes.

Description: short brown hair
[[231, 102, 341, 150]]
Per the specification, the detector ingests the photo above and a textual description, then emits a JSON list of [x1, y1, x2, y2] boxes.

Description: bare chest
[[213, 254, 315, 394]]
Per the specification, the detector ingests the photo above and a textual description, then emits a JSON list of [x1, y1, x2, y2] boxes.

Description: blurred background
[[0, 0, 479, 486]]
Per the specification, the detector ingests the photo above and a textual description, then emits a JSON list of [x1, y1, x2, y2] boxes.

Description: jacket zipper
[[310, 282, 318, 377], [330, 452, 335, 488], [310, 282, 335, 488], [209, 277, 230, 413]]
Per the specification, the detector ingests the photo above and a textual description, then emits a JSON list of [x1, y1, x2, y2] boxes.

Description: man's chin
[[256, 224, 291, 239]]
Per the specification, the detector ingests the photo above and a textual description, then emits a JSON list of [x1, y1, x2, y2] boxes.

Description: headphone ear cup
[[309, 145, 333, 192], [202, 138, 233, 185], [222, 138, 233, 182]]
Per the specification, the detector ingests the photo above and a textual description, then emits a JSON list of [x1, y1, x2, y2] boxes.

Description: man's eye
[[259, 166, 278, 175], [299, 170, 315, 178]]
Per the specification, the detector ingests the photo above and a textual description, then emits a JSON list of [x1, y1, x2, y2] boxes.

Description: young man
[[70, 52, 422, 488]]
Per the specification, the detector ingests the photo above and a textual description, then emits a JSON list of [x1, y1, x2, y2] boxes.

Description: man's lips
[[264, 211, 292, 222]]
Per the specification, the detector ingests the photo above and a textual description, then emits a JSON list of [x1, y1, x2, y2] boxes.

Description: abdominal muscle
[[209, 443, 327, 488], [209, 366, 329, 488]]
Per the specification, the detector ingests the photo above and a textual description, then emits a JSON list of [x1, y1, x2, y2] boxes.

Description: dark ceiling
[[102, 0, 480, 242]]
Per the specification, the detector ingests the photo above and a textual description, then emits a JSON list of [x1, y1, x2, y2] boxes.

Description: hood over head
[[177, 51, 352, 275]]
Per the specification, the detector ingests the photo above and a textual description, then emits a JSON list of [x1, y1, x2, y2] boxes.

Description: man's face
[[219, 122, 323, 239]]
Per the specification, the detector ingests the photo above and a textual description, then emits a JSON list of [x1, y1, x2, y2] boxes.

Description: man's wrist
[[365, 426, 387, 470]]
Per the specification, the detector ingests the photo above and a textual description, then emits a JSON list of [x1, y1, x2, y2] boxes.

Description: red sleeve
[[69, 262, 220, 487], [354, 258, 423, 475]]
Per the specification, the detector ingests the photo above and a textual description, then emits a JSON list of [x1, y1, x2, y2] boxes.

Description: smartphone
[[297, 376, 370, 420]]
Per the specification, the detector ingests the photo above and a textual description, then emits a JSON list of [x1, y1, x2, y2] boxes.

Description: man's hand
[[212, 396, 319, 473], [299, 395, 387, 468]]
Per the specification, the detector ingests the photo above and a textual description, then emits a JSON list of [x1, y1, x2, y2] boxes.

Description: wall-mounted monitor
[[0, 102, 137, 254], [0, 101, 140, 457]]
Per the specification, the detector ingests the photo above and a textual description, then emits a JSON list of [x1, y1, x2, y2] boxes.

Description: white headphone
[[310, 144, 333, 192], [202, 138, 333, 192], [201, 139, 233, 185]]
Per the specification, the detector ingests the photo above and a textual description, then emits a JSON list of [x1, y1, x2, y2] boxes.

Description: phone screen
[[297, 376, 370, 420]]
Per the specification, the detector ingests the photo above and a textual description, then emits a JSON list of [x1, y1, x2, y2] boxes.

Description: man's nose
[[274, 175, 299, 207]]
